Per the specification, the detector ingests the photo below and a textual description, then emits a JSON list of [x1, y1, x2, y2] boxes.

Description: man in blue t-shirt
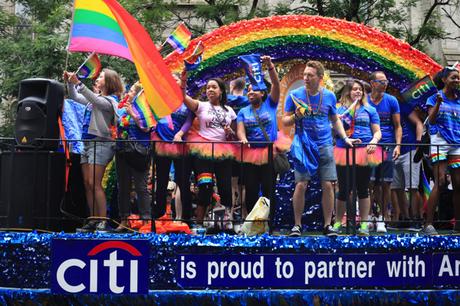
[[390, 103, 423, 229], [283, 61, 353, 237], [367, 71, 402, 233]]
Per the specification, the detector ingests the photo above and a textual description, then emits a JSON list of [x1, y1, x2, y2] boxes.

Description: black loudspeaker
[[15, 78, 64, 150], [0, 151, 87, 232]]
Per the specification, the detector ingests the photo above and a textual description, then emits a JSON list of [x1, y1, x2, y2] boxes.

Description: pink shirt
[[195, 101, 236, 141]]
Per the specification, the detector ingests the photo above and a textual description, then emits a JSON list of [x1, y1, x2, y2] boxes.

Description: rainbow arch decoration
[[165, 15, 442, 96]]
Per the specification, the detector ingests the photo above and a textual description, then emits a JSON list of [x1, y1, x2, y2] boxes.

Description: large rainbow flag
[[68, 0, 183, 119]]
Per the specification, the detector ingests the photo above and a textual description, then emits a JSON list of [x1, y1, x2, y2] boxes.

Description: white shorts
[[430, 133, 460, 168]]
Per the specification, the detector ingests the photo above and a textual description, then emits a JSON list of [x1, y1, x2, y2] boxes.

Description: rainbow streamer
[[166, 23, 192, 54], [165, 15, 442, 97], [132, 90, 157, 129], [76, 52, 102, 79], [68, 0, 132, 60]]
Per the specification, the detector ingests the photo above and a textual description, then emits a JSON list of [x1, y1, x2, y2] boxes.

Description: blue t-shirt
[[426, 91, 460, 145], [284, 87, 337, 148], [82, 104, 95, 140], [336, 104, 380, 148], [227, 95, 250, 115], [399, 103, 417, 154], [156, 104, 192, 141], [237, 95, 278, 147], [367, 93, 400, 144], [117, 108, 151, 147]]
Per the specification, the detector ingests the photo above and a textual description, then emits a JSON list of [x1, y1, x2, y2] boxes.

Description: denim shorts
[[370, 146, 394, 183], [81, 138, 115, 166], [295, 145, 337, 182]]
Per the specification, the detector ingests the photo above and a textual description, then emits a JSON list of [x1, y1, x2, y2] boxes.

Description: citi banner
[[51, 239, 149, 294], [177, 253, 460, 288]]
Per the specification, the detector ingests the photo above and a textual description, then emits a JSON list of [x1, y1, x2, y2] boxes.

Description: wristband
[[342, 136, 349, 142]]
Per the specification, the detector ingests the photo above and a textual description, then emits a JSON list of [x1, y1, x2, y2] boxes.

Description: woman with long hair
[[64, 68, 124, 232], [424, 67, 460, 235], [236, 56, 290, 214], [181, 74, 237, 231], [333, 79, 382, 235], [115, 81, 152, 232]]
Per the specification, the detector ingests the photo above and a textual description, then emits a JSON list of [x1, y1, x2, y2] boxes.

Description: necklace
[[305, 88, 323, 115]]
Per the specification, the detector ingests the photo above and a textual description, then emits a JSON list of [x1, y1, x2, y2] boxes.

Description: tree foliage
[[0, 0, 458, 106]]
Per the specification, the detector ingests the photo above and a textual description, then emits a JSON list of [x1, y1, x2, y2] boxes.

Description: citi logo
[[51, 239, 149, 294]]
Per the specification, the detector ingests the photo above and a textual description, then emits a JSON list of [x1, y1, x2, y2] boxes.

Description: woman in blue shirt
[[115, 81, 152, 232], [424, 67, 460, 235], [236, 56, 289, 214], [333, 80, 382, 235]]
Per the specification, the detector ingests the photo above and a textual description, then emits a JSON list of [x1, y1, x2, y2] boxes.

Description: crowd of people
[[62, 59, 460, 236]]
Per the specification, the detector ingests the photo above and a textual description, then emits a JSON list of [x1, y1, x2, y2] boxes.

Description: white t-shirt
[[195, 101, 237, 141]]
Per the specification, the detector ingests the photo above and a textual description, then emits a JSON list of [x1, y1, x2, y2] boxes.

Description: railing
[[0, 137, 455, 235], [0, 137, 276, 233]]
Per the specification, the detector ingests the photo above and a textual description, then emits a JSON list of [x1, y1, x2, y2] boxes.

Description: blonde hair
[[131, 81, 143, 95]]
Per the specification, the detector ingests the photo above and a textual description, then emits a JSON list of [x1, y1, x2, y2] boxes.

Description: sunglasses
[[372, 79, 389, 85]]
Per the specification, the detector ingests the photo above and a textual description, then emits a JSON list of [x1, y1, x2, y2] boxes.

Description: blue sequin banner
[[2, 232, 460, 290]]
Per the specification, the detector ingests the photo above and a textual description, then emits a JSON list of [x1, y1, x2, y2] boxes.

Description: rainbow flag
[[69, 0, 183, 119], [166, 23, 192, 53], [421, 167, 432, 205], [76, 52, 102, 79], [184, 41, 204, 71], [68, 0, 132, 60], [131, 90, 157, 129], [401, 75, 437, 110], [290, 94, 310, 117], [340, 101, 358, 136]]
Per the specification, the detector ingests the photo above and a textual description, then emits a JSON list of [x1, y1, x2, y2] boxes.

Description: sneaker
[[323, 225, 339, 237], [423, 224, 438, 235], [358, 224, 369, 236], [95, 221, 113, 233], [289, 225, 302, 237], [76, 220, 98, 233], [333, 221, 343, 233]]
